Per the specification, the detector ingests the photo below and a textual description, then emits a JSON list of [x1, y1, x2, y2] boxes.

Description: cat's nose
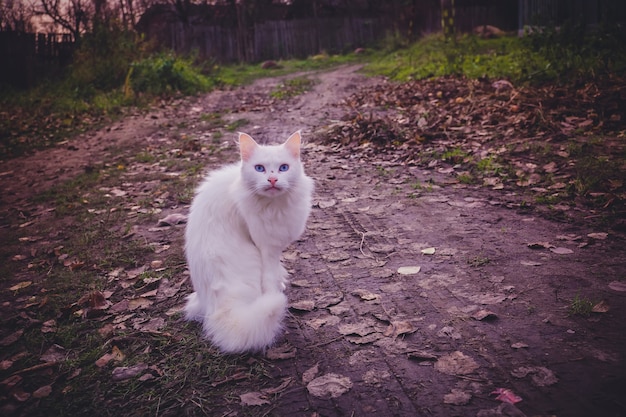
[[268, 177, 278, 186]]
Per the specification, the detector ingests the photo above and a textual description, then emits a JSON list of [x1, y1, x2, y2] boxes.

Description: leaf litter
[[1, 65, 624, 417]]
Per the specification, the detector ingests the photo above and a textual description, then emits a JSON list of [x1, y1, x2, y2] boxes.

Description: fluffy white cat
[[184, 131, 314, 353]]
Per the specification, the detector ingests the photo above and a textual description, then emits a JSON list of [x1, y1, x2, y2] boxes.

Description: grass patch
[[365, 26, 626, 85], [270, 76, 317, 99], [568, 293, 595, 317]]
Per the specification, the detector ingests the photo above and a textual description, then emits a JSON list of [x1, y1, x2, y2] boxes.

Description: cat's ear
[[238, 132, 258, 161], [283, 130, 301, 159]]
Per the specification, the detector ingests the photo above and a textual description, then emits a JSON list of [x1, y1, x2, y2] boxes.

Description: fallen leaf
[[128, 297, 153, 310], [302, 363, 320, 384], [407, 350, 438, 362], [550, 247, 574, 254], [157, 213, 187, 226], [240, 391, 270, 406], [266, 343, 296, 360], [591, 300, 610, 313], [9, 281, 32, 291], [397, 266, 421, 275], [111, 363, 148, 381], [383, 321, 416, 338], [323, 251, 351, 262], [315, 291, 344, 308], [472, 309, 498, 321], [306, 373, 353, 399], [527, 242, 552, 249], [587, 232, 608, 240], [444, 388, 472, 405], [490, 388, 522, 404], [289, 300, 315, 312], [434, 351, 479, 376], [608, 281, 626, 292], [351, 288, 379, 301], [262, 377, 293, 395], [338, 321, 378, 337], [40, 344, 68, 363], [511, 366, 558, 386], [0, 330, 24, 347], [32, 385, 53, 399], [317, 199, 337, 209]]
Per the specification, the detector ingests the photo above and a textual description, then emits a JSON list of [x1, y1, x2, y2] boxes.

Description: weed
[[270, 76, 317, 99], [468, 255, 490, 267], [225, 118, 250, 132], [568, 293, 595, 317], [441, 147, 468, 164], [457, 173, 475, 184]]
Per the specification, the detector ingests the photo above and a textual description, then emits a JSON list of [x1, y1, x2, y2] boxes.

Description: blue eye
[[254, 165, 265, 173], [279, 164, 289, 172]]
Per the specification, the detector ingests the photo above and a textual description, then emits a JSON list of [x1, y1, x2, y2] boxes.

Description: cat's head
[[238, 131, 305, 198]]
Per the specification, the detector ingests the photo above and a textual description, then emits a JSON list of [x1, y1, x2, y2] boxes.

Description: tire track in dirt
[[273, 125, 626, 416]]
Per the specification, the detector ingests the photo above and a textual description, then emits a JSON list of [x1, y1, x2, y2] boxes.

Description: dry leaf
[[351, 289, 379, 301], [289, 300, 315, 312], [9, 281, 32, 291], [434, 351, 479, 376], [266, 343, 296, 360], [491, 388, 522, 404], [550, 247, 574, 254], [157, 213, 187, 226], [32, 385, 53, 399], [240, 391, 270, 406], [302, 363, 320, 385], [472, 309, 498, 321], [383, 321, 416, 338], [397, 266, 421, 275], [608, 281, 626, 292], [444, 389, 472, 405], [0, 330, 24, 347], [306, 373, 353, 399], [587, 232, 608, 240], [407, 350, 437, 362], [511, 366, 558, 386], [128, 297, 153, 310], [592, 300, 610, 313], [111, 363, 148, 381]]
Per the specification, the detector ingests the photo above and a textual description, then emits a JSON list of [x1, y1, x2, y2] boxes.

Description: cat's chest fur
[[235, 180, 310, 249]]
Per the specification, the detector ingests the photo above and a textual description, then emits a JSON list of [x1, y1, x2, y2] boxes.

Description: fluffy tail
[[199, 291, 287, 353]]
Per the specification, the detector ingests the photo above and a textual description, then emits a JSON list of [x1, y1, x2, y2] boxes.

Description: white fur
[[184, 132, 314, 353]]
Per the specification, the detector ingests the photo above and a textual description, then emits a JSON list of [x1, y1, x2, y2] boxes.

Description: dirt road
[[1, 65, 625, 417]]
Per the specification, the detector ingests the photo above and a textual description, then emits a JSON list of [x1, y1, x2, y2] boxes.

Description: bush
[[129, 54, 215, 96]]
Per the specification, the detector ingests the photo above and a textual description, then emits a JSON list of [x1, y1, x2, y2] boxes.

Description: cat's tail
[[203, 291, 288, 353]]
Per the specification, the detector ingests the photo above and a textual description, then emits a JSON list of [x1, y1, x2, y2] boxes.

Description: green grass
[[365, 27, 626, 84], [568, 293, 595, 317], [270, 76, 317, 99]]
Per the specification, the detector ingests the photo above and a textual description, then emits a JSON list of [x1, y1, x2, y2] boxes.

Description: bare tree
[[37, 0, 93, 39], [0, 0, 37, 31]]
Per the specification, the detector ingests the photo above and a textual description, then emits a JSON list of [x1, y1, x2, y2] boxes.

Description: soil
[[1, 65, 625, 417]]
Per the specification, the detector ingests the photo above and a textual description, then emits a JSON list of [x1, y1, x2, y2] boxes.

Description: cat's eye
[[254, 165, 265, 173], [279, 164, 289, 172]]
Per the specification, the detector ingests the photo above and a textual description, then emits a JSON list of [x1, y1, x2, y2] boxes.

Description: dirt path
[[1, 65, 625, 417]]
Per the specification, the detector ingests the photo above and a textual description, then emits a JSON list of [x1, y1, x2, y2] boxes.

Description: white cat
[[184, 131, 314, 353]]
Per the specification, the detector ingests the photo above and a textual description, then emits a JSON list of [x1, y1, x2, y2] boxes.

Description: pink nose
[[268, 177, 278, 186]]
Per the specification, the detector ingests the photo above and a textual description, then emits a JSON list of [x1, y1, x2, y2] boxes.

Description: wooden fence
[[0, 31, 74, 88], [169, 17, 391, 63]]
